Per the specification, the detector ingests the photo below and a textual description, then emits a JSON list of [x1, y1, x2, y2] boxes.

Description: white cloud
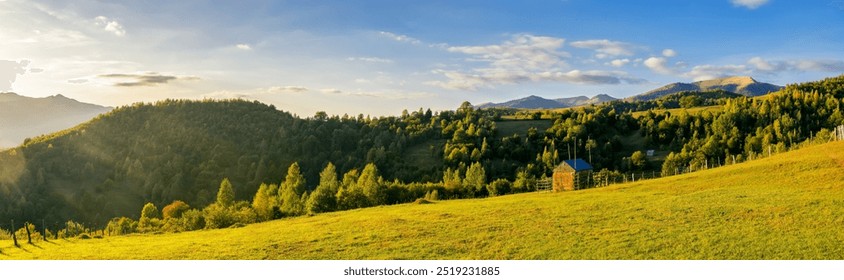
[[748, 57, 844, 73], [570, 39, 636, 58], [609, 59, 630, 67], [379, 31, 421, 45], [644, 57, 676, 75], [430, 34, 646, 90], [747, 57, 780, 71], [98, 72, 199, 87], [0, 60, 30, 91], [94, 16, 126, 36], [236, 44, 252, 51], [792, 60, 844, 72], [320, 88, 342, 94], [684, 64, 750, 81], [347, 57, 393, 63], [731, 0, 770, 9], [662, 49, 678, 57], [447, 34, 568, 71], [266, 86, 308, 94]]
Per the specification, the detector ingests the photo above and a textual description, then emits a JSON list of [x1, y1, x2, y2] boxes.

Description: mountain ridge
[[629, 76, 782, 101], [0, 92, 111, 148], [478, 94, 617, 109]]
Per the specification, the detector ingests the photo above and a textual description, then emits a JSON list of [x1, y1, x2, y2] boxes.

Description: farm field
[[2, 141, 844, 260]]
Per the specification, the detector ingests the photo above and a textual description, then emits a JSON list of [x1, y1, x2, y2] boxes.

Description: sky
[[2, 0, 844, 117]]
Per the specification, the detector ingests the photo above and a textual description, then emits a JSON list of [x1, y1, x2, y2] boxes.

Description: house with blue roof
[[552, 158, 593, 191]]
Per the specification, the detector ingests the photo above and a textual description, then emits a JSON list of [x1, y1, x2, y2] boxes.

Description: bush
[[424, 190, 439, 201], [487, 179, 511, 197], [59, 220, 88, 238], [106, 217, 137, 236], [203, 201, 256, 229], [15, 223, 42, 242], [162, 200, 191, 219], [203, 203, 237, 229], [138, 217, 163, 233]]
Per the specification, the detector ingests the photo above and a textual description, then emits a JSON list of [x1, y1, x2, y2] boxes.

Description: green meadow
[[3, 141, 843, 260]]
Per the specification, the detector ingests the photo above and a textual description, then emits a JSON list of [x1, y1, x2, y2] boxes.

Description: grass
[[3, 141, 844, 260]]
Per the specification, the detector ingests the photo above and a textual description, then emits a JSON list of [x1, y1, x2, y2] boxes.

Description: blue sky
[[1, 0, 843, 116]]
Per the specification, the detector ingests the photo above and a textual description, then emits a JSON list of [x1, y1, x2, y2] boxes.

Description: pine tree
[[216, 178, 235, 208], [282, 162, 306, 195]]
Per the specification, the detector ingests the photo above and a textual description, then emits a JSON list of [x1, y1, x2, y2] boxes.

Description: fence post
[[11, 219, 18, 247], [25, 222, 32, 244]]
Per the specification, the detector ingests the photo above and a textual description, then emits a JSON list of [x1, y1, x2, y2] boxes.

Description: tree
[[307, 163, 339, 214], [359, 163, 386, 206], [513, 169, 536, 193], [162, 200, 190, 219], [106, 217, 137, 236], [487, 178, 511, 197], [216, 178, 235, 208], [278, 185, 305, 217], [139, 202, 162, 232], [336, 169, 366, 210], [252, 183, 279, 221], [282, 162, 306, 195], [464, 162, 486, 196], [141, 202, 160, 220], [631, 151, 647, 170]]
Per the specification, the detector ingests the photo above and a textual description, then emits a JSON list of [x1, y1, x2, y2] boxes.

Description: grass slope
[[3, 141, 844, 260]]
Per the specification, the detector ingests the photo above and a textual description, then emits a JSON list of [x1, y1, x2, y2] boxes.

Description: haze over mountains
[[479, 76, 783, 109], [0, 92, 111, 148]]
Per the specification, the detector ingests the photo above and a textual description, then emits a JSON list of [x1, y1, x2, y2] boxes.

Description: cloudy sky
[[2, 0, 843, 116]]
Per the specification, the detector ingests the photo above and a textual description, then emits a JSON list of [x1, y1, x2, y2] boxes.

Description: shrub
[[487, 179, 511, 197], [106, 217, 137, 236], [162, 200, 191, 219], [203, 203, 236, 229], [59, 220, 88, 238]]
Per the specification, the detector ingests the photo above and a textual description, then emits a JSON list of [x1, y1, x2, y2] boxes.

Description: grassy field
[[3, 141, 844, 260]]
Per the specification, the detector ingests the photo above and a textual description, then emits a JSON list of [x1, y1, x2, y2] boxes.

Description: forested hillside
[[1, 75, 843, 227]]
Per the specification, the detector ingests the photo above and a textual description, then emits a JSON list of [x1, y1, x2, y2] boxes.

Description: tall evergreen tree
[[216, 178, 235, 208], [282, 162, 306, 195]]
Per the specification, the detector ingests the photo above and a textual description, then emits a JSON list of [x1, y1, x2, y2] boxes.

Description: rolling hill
[[630, 76, 782, 101], [478, 94, 617, 109], [0, 93, 111, 148], [0, 100, 442, 226], [3, 140, 843, 259]]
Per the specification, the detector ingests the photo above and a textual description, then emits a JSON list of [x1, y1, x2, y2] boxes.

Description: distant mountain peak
[[0, 93, 111, 148], [631, 76, 782, 101]]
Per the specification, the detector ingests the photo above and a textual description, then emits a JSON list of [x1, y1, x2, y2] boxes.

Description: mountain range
[[477, 94, 617, 109], [0, 93, 111, 148], [479, 76, 783, 109]]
